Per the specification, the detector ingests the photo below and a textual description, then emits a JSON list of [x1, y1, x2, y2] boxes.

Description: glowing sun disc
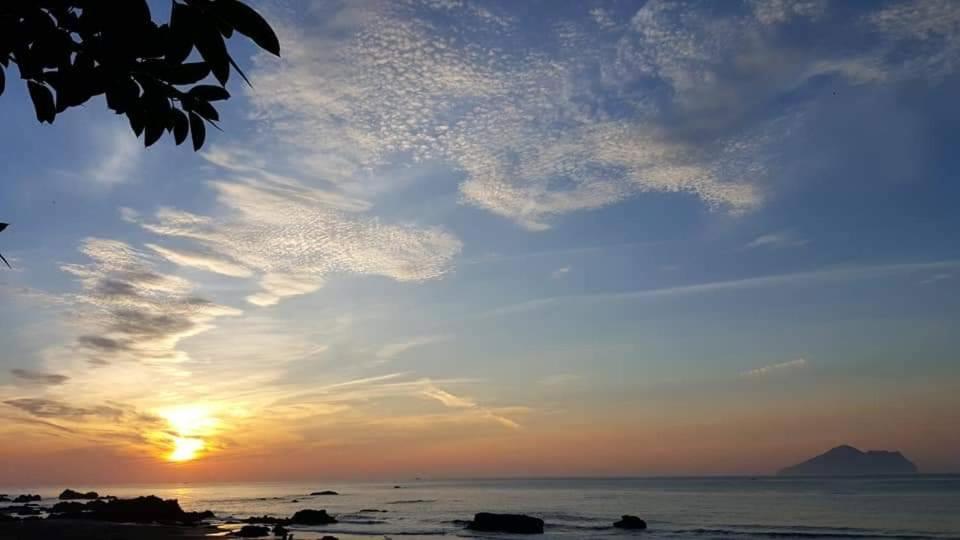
[[169, 437, 204, 462]]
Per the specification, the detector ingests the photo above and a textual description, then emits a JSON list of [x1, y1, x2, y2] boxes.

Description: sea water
[[6, 476, 960, 539]]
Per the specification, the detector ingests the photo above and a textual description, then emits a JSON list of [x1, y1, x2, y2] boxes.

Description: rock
[[13, 494, 41, 503], [291, 508, 337, 525], [272, 524, 289, 535], [51, 501, 87, 513], [235, 525, 270, 537], [291, 499, 299, 503], [467, 512, 544, 534], [184, 509, 216, 521], [59, 489, 100, 500], [321, 536, 339, 540], [0, 495, 8, 502], [358, 509, 387, 513], [49, 495, 207, 524], [613, 515, 647, 530], [309, 490, 338, 496], [393, 485, 402, 489]]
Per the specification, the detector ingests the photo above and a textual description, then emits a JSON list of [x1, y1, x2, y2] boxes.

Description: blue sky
[[2, 0, 960, 482]]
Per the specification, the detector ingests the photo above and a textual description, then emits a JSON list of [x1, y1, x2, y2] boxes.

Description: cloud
[[869, 0, 960, 80], [133, 166, 462, 306], [242, 2, 762, 231], [2, 397, 168, 447], [421, 386, 476, 409], [743, 358, 808, 377], [10, 369, 70, 386], [4, 398, 123, 419], [920, 273, 953, 285], [551, 266, 571, 279], [89, 125, 142, 186], [60, 238, 241, 364], [486, 259, 960, 316], [419, 381, 520, 429], [745, 232, 808, 250], [145, 244, 253, 278], [375, 335, 451, 361]]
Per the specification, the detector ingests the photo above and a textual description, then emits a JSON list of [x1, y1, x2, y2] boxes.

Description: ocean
[[5, 476, 960, 539]]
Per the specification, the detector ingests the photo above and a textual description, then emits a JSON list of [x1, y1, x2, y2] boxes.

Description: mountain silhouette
[[778, 445, 918, 476]]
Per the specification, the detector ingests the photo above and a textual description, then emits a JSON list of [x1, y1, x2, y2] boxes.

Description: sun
[[156, 405, 218, 463], [169, 437, 205, 462]]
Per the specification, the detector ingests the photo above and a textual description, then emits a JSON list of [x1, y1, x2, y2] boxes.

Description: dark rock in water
[[50, 495, 209, 524], [59, 489, 99, 500], [51, 501, 87, 513], [0, 495, 8, 502], [393, 485, 402, 489], [184, 509, 216, 521], [320, 536, 339, 540], [236, 525, 270, 537], [13, 495, 41, 503], [291, 499, 299, 503], [614, 515, 647, 529], [467, 512, 544, 534], [291, 508, 337, 525], [273, 524, 289, 536], [778, 445, 919, 476], [358, 508, 387, 513], [309, 490, 339, 496]]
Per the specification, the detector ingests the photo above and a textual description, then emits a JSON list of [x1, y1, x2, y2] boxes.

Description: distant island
[[778, 445, 918, 476]]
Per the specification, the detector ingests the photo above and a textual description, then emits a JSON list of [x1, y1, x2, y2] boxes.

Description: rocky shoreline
[[1, 488, 648, 538]]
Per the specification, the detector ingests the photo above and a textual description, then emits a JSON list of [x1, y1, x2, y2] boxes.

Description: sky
[[2, 0, 960, 485]]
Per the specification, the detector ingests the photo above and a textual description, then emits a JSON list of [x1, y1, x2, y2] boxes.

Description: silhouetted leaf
[[6, 0, 281, 151], [214, 0, 280, 56], [27, 81, 55, 123], [142, 93, 171, 147], [128, 107, 145, 137], [165, 62, 212, 85], [0, 252, 9, 269], [188, 85, 230, 101], [167, 2, 195, 64], [193, 20, 230, 85], [227, 52, 252, 87], [0, 223, 7, 233], [190, 99, 219, 122], [189, 111, 205, 150], [172, 109, 189, 145], [106, 78, 140, 114]]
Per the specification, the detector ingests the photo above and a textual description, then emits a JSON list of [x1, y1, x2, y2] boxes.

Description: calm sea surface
[[6, 476, 960, 539]]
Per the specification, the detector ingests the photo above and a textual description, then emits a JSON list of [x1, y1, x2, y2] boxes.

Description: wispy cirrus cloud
[[10, 369, 70, 386], [485, 259, 960, 317], [59, 238, 241, 365], [375, 335, 451, 362], [745, 232, 808, 250], [742, 358, 809, 377]]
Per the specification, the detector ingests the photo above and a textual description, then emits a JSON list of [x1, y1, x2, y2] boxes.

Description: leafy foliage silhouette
[[0, 223, 9, 268], [0, 0, 280, 151]]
